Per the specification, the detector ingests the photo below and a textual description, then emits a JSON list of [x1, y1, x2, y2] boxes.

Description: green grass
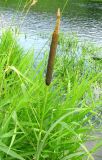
[[0, 30, 102, 160]]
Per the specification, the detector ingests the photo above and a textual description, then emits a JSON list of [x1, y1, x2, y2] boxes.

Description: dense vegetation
[[0, 30, 101, 160], [0, 0, 102, 13]]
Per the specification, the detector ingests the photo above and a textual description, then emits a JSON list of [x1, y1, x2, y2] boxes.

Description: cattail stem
[[46, 8, 61, 86]]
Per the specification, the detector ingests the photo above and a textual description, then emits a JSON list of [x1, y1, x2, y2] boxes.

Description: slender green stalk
[[0, 30, 101, 160]]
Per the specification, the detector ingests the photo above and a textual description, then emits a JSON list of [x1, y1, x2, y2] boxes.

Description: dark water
[[0, 0, 102, 52]]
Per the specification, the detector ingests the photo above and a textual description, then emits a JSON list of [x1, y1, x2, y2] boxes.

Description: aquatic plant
[[46, 8, 61, 86], [0, 30, 102, 160]]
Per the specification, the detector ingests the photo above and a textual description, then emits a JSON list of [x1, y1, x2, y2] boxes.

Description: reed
[[46, 8, 61, 85], [0, 30, 101, 160]]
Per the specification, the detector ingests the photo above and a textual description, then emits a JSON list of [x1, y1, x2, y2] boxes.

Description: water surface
[[0, 0, 102, 52]]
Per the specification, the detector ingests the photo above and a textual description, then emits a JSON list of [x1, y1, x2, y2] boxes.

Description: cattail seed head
[[46, 8, 61, 86]]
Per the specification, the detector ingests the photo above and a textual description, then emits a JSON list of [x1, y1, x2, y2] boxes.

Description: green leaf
[[0, 142, 25, 160]]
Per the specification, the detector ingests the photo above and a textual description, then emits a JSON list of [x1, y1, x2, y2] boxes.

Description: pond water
[[0, 0, 102, 52]]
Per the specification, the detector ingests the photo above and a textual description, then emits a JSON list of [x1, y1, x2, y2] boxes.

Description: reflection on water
[[0, 0, 102, 52]]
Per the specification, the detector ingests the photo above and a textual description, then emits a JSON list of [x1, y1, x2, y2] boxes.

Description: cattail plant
[[46, 8, 61, 86]]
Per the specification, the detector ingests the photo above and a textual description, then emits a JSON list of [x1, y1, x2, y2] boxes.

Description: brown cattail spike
[[46, 8, 61, 86]]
